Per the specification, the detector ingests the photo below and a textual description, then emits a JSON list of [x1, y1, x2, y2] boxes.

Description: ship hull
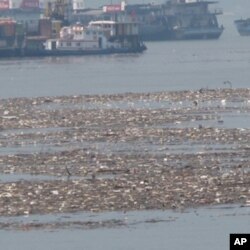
[[171, 27, 224, 40], [125, 1, 224, 41], [139, 26, 223, 41], [139, 24, 171, 41], [0, 46, 146, 58], [234, 19, 250, 36], [26, 47, 146, 57], [0, 48, 23, 57]]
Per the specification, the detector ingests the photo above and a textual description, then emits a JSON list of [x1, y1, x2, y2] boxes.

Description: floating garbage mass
[[0, 88, 249, 220]]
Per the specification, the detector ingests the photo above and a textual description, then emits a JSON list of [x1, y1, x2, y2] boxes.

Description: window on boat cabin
[[76, 42, 81, 46], [86, 31, 90, 35], [67, 42, 71, 46]]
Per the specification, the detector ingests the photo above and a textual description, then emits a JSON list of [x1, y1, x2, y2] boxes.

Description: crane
[[44, 0, 71, 25]]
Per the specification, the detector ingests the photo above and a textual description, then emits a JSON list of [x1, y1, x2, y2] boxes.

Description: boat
[[2, 20, 146, 57], [125, 3, 172, 41], [24, 20, 146, 56], [41, 21, 146, 56], [74, 0, 224, 41], [146, 0, 224, 40], [234, 18, 250, 36]]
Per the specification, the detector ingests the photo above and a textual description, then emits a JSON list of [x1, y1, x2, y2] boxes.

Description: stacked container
[[0, 19, 16, 37], [39, 18, 52, 38]]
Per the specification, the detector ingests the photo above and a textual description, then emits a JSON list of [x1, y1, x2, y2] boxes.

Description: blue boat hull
[[0, 46, 147, 58]]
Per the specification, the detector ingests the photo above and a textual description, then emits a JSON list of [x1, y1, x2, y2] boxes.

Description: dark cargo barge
[[72, 0, 224, 41]]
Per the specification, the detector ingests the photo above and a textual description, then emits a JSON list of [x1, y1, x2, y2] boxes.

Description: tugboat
[[24, 20, 146, 56], [234, 18, 250, 36]]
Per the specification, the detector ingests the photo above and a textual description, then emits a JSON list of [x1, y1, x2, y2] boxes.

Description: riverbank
[[0, 88, 249, 218]]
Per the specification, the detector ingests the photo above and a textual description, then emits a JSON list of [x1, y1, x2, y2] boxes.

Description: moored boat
[[234, 18, 250, 36], [74, 0, 224, 41], [24, 20, 146, 57], [0, 19, 146, 57], [165, 0, 224, 40]]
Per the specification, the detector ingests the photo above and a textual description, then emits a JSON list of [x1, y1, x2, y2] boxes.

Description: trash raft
[[0, 88, 249, 223]]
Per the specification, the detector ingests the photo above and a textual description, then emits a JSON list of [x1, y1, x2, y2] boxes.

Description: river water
[[0, 205, 249, 250], [1, 29, 250, 99], [1, 19, 250, 250]]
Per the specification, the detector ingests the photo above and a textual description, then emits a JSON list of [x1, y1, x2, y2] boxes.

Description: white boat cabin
[[44, 23, 121, 51], [44, 21, 140, 51]]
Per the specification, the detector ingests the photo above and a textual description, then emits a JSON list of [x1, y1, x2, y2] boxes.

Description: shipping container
[[39, 18, 52, 38], [21, 0, 39, 9], [0, 19, 16, 37], [0, 0, 9, 10]]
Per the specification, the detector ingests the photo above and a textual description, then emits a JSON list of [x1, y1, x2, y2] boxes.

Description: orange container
[[0, 21, 16, 37]]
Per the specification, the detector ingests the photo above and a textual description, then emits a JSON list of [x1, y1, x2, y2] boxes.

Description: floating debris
[[0, 88, 249, 217]]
